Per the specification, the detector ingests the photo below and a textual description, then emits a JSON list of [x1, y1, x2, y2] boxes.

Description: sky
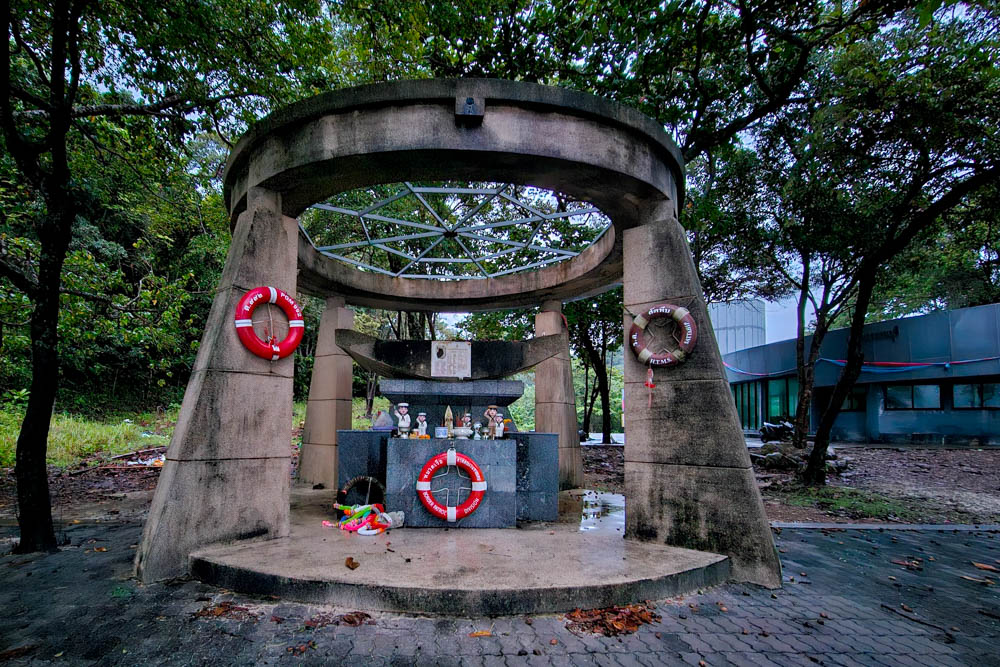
[[765, 296, 812, 344]]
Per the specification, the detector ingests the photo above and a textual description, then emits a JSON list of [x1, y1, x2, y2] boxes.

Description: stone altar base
[[386, 438, 516, 528], [337, 431, 559, 522], [189, 488, 730, 616]]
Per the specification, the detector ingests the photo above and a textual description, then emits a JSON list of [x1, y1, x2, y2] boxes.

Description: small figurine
[[415, 412, 428, 437], [394, 402, 411, 434], [493, 412, 506, 439], [484, 404, 498, 424], [462, 413, 472, 429], [484, 405, 499, 439], [473, 422, 482, 439]]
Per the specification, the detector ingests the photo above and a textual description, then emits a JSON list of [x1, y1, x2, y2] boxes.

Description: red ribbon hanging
[[644, 367, 656, 408]]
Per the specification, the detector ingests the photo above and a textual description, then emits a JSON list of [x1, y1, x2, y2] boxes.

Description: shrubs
[[0, 408, 169, 468]]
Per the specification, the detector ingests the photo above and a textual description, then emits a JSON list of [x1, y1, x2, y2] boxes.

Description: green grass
[[0, 407, 170, 468], [782, 485, 918, 521], [351, 396, 390, 430]]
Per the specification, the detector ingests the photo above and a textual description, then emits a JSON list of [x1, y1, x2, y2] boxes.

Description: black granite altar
[[378, 379, 524, 432], [385, 438, 516, 528], [514, 432, 558, 521], [335, 430, 559, 524], [336, 431, 388, 494]]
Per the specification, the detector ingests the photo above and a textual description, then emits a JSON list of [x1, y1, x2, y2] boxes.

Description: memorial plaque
[[431, 341, 472, 379]]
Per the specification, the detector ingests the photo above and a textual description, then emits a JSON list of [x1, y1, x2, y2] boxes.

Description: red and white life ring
[[628, 303, 697, 367], [415, 448, 487, 522], [234, 286, 304, 361]]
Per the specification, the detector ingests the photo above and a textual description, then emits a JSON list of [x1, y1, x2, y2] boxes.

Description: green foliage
[[507, 372, 535, 431], [0, 408, 168, 468]]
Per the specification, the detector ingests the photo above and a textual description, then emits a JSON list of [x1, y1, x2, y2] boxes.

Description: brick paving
[[1, 522, 998, 666]]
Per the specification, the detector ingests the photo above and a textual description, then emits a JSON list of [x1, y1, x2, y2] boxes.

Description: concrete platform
[[189, 488, 730, 616]]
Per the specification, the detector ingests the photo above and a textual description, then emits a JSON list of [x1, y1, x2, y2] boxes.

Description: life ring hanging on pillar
[[628, 303, 697, 367], [415, 448, 487, 522], [234, 286, 304, 361]]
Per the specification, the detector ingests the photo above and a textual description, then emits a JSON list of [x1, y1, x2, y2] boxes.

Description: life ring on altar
[[628, 303, 697, 367], [234, 286, 304, 361], [416, 448, 487, 522]]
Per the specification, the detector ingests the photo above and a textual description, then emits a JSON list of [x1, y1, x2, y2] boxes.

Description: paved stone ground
[[2, 522, 998, 666]]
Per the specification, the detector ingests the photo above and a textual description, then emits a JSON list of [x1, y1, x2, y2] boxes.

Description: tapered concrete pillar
[[135, 186, 297, 582], [534, 300, 583, 489], [622, 201, 781, 588], [298, 297, 354, 488]]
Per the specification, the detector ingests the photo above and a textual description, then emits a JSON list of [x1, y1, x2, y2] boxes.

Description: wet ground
[[2, 519, 998, 665]]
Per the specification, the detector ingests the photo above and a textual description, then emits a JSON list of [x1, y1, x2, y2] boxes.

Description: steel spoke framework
[[299, 183, 610, 281]]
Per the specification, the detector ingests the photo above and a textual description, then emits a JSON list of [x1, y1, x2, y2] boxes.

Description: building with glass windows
[[722, 303, 1000, 445]]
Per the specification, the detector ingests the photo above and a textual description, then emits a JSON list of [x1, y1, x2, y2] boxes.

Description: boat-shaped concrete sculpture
[[333, 329, 563, 380]]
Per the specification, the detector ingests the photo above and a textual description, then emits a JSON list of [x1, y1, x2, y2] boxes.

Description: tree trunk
[[581, 334, 612, 444], [14, 234, 70, 552], [365, 371, 378, 418], [801, 272, 877, 485]]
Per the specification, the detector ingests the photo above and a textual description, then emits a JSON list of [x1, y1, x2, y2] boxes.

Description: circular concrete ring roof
[[223, 79, 684, 312]]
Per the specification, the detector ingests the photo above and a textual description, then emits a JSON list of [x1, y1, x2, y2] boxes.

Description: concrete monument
[[136, 78, 779, 589]]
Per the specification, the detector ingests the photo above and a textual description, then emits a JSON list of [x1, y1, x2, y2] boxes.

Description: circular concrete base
[[189, 489, 730, 616]]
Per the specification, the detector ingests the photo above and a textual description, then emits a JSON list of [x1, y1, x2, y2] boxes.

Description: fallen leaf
[[564, 604, 661, 637], [94, 547, 108, 552], [888, 576, 897, 581], [820, 612, 829, 619], [973, 562, 999, 572], [961, 575, 995, 585], [901, 604, 913, 613], [54, 651, 64, 658], [468, 630, 492, 638], [345, 557, 360, 570], [192, 601, 259, 621], [550, 639, 558, 645]]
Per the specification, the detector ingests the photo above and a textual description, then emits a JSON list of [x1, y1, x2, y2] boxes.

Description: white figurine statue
[[415, 412, 428, 437], [394, 402, 411, 434], [493, 413, 505, 439]]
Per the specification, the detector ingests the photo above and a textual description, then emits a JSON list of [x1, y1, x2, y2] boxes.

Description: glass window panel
[[913, 384, 941, 409], [885, 385, 912, 409], [953, 384, 977, 409], [983, 384, 1000, 408], [767, 379, 786, 419], [787, 378, 799, 417]]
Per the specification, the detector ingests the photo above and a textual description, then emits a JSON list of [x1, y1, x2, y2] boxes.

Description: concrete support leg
[[622, 203, 781, 588], [298, 297, 355, 488], [135, 187, 298, 582], [534, 300, 583, 489]]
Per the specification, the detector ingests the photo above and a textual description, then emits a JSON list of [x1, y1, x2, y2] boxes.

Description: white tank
[[708, 300, 766, 355]]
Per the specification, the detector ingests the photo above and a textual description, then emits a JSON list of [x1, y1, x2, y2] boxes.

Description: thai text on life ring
[[628, 303, 697, 367], [415, 448, 487, 522], [234, 286, 304, 361]]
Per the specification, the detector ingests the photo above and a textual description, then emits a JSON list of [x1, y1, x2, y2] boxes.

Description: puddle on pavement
[[578, 490, 625, 534]]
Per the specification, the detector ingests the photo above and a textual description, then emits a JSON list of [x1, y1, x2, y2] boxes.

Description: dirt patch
[[581, 445, 624, 494], [757, 446, 1000, 524]]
